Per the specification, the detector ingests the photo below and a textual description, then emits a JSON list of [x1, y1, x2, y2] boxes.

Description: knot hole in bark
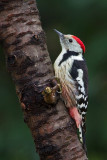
[[32, 31, 46, 50]]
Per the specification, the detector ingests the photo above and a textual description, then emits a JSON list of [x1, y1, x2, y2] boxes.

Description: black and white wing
[[69, 59, 88, 132]]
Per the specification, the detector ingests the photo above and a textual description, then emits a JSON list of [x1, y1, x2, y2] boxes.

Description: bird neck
[[61, 49, 83, 60], [54, 49, 83, 68]]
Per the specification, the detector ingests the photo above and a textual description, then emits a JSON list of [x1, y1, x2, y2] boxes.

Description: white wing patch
[[76, 94, 84, 99], [76, 69, 85, 94], [78, 104, 87, 109]]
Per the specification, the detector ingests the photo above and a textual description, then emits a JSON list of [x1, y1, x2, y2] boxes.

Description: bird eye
[[69, 39, 73, 43]]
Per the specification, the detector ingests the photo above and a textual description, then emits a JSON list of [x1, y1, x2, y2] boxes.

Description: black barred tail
[[79, 125, 87, 154]]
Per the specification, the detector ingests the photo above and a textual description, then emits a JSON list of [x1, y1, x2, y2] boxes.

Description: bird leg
[[42, 78, 62, 104]]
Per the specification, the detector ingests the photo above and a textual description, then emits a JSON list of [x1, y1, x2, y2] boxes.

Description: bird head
[[54, 29, 85, 54]]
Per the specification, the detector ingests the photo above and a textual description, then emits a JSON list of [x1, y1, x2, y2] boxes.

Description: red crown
[[72, 35, 85, 53]]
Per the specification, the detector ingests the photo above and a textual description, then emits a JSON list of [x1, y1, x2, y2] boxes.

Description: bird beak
[[54, 29, 64, 39]]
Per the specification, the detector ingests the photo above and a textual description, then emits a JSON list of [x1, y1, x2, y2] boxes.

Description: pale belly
[[54, 64, 77, 108]]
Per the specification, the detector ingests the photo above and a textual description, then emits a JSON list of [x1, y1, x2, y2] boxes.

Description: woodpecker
[[54, 29, 88, 149]]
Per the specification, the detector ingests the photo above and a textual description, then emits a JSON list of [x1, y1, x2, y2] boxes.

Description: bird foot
[[42, 78, 61, 104], [69, 107, 82, 128], [52, 77, 62, 93]]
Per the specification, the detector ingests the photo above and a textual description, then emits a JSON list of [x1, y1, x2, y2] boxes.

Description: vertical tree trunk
[[0, 0, 88, 159]]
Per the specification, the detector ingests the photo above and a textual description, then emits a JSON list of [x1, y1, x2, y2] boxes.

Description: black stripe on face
[[58, 50, 79, 66]]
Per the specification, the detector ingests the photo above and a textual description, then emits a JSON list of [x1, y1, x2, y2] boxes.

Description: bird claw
[[53, 77, 62, 93], [42, 77, 62, 104]]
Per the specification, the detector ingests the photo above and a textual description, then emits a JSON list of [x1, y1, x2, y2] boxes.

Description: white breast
[[54, 51, 84, 98], [54, 51, 83, 81], [54, 55, 73, 81]]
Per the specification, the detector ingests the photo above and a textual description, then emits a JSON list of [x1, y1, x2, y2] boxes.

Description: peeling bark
[[0, 0, 88, 160]]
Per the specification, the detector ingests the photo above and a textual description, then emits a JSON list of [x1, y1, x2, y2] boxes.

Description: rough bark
[[0, 0, 88, 160]]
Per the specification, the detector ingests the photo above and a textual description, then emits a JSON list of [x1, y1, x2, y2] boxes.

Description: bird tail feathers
[[78, 125, 87, 155]]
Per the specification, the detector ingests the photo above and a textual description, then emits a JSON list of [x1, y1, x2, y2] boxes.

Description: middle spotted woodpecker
[[54, 29, 88, 150]]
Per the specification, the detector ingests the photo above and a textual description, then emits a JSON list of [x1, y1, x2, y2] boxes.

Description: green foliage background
[[0, 0, 107, 159]]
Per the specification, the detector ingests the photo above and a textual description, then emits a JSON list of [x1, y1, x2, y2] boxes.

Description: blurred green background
[[0, 0, 107, 159]]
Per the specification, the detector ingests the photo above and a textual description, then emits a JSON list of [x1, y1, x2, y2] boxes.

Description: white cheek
[[69, 40, 82, 53]]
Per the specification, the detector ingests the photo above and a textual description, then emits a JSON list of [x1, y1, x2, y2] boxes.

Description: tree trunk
[[0, 0, 88, 159]]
